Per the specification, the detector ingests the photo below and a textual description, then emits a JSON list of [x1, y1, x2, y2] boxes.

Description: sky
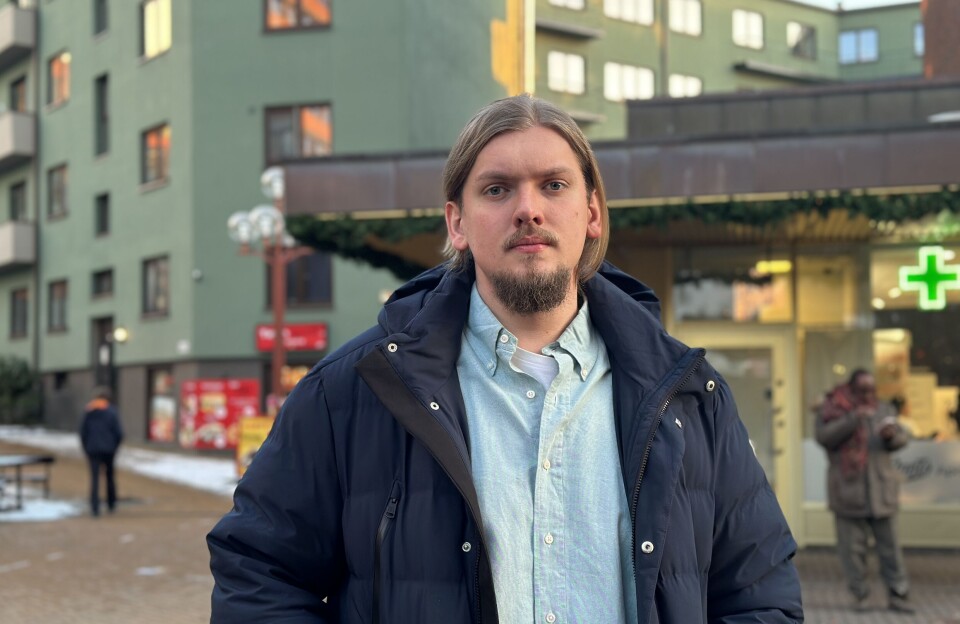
[[0, 426, 236, 522]]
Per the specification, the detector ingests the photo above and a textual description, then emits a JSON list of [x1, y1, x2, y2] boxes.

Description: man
[[208, 94, 803, 623], [816, 369, 912, 614], [79, 386, 123, 517]]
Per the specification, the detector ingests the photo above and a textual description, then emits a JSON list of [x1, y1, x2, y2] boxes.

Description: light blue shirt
[[458, 286, 638, 624]]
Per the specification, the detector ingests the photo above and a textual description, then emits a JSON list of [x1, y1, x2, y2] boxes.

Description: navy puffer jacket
[[208, 263, 803, 623]]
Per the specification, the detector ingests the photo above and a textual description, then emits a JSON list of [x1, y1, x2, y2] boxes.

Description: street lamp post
[[227, 167, 311, 410]]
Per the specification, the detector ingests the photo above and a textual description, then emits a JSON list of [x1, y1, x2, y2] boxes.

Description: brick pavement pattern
[[2, 439, 960, 623]]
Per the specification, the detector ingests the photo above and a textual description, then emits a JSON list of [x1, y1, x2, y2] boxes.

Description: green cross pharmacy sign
[[898, 246, 960, 311]]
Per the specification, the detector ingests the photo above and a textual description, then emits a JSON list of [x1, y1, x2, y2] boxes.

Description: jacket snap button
[[387, 343, 398, 353], [641, 540, 654, 554], [705, 380, 716, 392], [461, 541, 472, 553], [430, 402, 440, 410]]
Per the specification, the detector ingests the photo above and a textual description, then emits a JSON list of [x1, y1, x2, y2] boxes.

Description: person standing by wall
[[79, 386, 123, 517], [816, 369, 913, 614]]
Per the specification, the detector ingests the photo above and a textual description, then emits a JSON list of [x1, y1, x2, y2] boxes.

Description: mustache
[[503, 226, 559, 251]]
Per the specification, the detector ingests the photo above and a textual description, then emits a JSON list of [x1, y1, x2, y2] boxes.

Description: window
[[604, 62, 654, 101], [92, 269, 113, 298], [669, 0, 701, 36], [47, 51, 71, 106], [94, 75, 109, 155], [141, 124, 170, 184], [141, 0, 172, 59], [604, 0, 653, 25], [839, 28, 878, 64], [48, 280, 68, 332], [549, 0, 585, 9], [95, 193, 110, 235], [547, 51, 586, 94], [787, 21, 817, 60], [732, 9, 763, 50], [265, 0, 331, 30], [9, 76, 26, 112], [669, 73, 702, 98], [142, 256, 169, 315], [10, 289, 28, 338], [267, 251, 333, 306], [265, 104, 332, 163], [914, 22, 924, 57], [94, 0, 108, 34], [47, 165, 68, 219], [9, 182, 27, 222]]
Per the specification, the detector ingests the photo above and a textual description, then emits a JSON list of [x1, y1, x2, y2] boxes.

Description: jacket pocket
[[373, 480, 401, 624]]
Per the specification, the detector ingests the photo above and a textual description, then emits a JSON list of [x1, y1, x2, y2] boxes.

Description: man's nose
[[513, 185, 545, 226]]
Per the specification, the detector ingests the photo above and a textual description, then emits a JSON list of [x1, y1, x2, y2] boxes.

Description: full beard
[[489, 265, 571, 315]]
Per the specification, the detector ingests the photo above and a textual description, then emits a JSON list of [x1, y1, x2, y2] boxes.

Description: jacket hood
[[379, 261, 663, 335]]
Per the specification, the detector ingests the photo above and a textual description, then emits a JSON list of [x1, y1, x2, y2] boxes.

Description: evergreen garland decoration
[[287, 187, 960, 280]]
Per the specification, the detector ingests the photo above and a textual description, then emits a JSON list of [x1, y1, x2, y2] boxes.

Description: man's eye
[[547, 181, 564, 191], [486, 186, 504, 196]]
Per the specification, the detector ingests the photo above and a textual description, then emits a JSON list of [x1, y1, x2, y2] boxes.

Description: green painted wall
[[838, 5, 923, 81]]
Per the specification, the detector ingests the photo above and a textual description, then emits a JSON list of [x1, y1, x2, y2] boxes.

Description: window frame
[[94, 0, 109, 35], [142, 255, 170, 317], [94, 74, 109, 156], [787, 21, 817, 60], [913, 22, 924, 58], [9, 75, 26, 112], [92, 268, 114, 299], [839, 28, 879, 65], [264, 103, 333, 165], [732, 8, 764, 50], [95, 193, 110, 236], [546, 51, 586, 95], [10, 288, 28, 339], [141, 123, 171, 185], [266, 251, 334, 308], [9, 181, 27, 222], [669, 0, 702, 37], [47, 280, 68, 333], [47, 164, 68, 220], [47, 50, 71, 107], [668, 73, 702, 98], [604, 0, 654, 25], [264, 0, 332, 32], [603, 62, 655, 102], [140, 0, 172, 60], [548, 0, 585, 10]]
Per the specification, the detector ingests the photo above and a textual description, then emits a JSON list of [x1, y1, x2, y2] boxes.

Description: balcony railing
[[0, 110, 35, 174], [0, 3, 35, 73], [0, 220, 35, 274]]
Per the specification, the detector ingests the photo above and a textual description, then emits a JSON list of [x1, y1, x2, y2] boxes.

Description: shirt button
[[526, 390, 536, 399], [544, 533, 554, 545], [499, 334, 509, 344], [641, 540, 654, 554], [546, 613, 556, 623], [542, 459, 551, 470], [580, 368, 588, 380]]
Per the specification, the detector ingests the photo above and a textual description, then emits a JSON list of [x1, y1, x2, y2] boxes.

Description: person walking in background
[[816, 369, 913, 614], [79, 386, 123, 517]]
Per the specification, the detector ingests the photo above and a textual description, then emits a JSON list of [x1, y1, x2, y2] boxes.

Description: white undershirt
[[511, 347, 560, 390]]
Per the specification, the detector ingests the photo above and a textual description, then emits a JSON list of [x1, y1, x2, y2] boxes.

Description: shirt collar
[[463, 284, 599, 379]]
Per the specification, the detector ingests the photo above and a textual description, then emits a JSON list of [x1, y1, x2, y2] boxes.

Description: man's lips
[[510, 237, 550, 251]]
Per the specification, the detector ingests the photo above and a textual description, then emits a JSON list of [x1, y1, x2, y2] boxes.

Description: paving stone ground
[[2, 439, 960, 623]]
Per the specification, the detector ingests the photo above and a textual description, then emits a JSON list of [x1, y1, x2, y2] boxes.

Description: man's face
[[851, 374, 876, 402], [444, 126, 602, 314]]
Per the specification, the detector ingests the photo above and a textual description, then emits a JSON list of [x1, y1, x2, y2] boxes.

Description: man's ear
[[585, 190, 602, 240], [445, 201, 470, 251]]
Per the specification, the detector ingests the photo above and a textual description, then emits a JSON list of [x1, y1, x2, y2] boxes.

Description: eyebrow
[[472, 167, 576, 185]]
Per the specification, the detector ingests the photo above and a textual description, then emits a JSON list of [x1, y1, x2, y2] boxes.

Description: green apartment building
[[0, 0, 923, 445]]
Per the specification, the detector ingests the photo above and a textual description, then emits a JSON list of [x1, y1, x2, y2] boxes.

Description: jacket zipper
[[373, 483, 401, 624], [631, 354, 703, 576]]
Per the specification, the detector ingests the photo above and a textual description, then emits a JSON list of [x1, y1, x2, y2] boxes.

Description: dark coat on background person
[[207, 262, 803, 623], [79, 398, 123, 456], [815, 388, 909, 519]]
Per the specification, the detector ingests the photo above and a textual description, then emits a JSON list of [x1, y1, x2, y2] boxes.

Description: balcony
[[0, 3, 35, 72], [0, 110, 35, 173], [0, 220, 35, 274]]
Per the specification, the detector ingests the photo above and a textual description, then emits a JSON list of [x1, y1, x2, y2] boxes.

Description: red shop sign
[[255, 323, 328, 352]]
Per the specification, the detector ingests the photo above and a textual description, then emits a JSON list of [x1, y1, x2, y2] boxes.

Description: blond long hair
[[442, 94, 609, 284]]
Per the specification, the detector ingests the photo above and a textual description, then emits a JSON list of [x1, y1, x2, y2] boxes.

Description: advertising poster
[[179, 378, 261, 450], [236, 416, 276, 477]]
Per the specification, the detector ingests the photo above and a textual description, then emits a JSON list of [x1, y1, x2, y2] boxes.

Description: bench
[[0, 454, 56, 511]]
